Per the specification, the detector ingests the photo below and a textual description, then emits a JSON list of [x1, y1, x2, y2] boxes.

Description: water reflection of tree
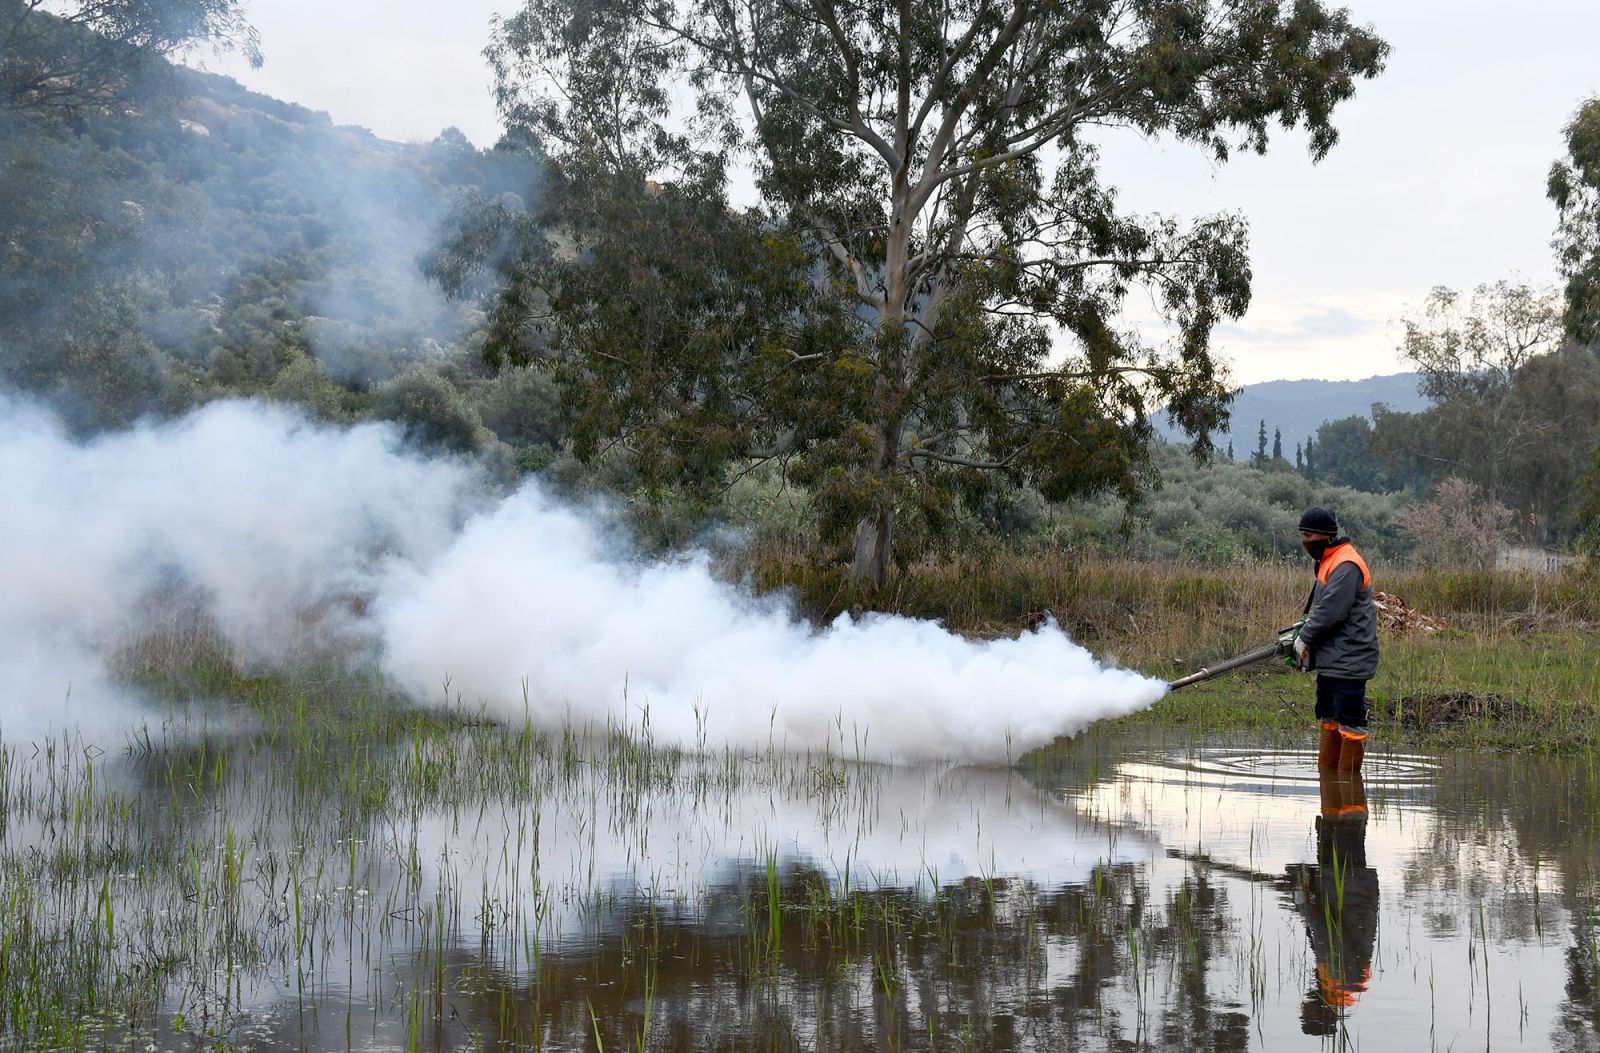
[[1409, 754, 1600, 1050], [364, 861, 1261, 1051]]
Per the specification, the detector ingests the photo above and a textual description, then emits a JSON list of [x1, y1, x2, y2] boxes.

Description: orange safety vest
[[1316, 542, 1372, 589]]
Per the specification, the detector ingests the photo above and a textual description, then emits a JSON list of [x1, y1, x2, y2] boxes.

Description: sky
[[206, 1, 1600, 385]]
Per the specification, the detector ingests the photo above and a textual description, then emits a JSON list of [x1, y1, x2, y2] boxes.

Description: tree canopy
[[1300, 282, 1600, 545], [450, 0, 1387, 584], [1395, 283, 1577, 519], [1550, 96, 1600, 344], [0, 0, 261, 120]]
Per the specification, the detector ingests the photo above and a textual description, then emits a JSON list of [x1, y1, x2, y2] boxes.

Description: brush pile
[[1373, 590, 1443, 635]]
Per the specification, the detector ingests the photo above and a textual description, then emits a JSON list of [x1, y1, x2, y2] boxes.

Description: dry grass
[[753, 546, 1596, 653]]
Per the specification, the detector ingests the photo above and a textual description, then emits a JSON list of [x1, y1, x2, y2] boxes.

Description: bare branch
[[907, 3, 994, 144], [985, 365, 1193, 384], [909, 0, 1032, 215], [904, 448, 1014, 470]]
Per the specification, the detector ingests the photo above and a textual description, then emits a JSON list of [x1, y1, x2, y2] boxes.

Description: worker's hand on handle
[[1292, 635, 1310, 671]]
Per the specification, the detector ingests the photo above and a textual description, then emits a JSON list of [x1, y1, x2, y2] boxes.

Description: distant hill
[[1157, 373, 1433, 458]]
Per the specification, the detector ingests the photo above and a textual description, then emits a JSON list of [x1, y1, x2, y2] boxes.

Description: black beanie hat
[[1298, 507, 1338, 535]]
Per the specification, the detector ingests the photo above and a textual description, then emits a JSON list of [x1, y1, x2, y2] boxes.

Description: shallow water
[[6, 719, 1600, 1051]]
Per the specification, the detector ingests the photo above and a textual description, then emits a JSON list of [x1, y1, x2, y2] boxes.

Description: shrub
[[266, 355, 349, 421], [371, 368, 486, 453], [1148, 495, 1202, 534], [1398, 477, 1514, 570], [470, 366, 564, 450], [1261, 471, 1311, 510]]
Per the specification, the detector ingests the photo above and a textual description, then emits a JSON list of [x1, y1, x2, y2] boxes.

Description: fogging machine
[[1167, 622, 1304, 691]]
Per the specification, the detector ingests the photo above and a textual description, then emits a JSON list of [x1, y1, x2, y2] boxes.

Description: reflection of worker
[[1290, 772, 1380, 1036], [1294, 507, 1379, 773]]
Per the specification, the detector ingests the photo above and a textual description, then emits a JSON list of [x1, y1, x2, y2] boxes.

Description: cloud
[[1217, 303, 1386, 348]]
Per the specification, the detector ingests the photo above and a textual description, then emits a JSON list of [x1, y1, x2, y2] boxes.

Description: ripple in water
[[1155, 747, 1442, 787]]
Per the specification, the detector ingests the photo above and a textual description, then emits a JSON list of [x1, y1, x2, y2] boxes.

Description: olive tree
[[465, 0, 1387, 585]]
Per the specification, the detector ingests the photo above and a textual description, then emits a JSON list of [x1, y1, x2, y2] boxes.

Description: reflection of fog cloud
[[402, 762, 1161, 944]]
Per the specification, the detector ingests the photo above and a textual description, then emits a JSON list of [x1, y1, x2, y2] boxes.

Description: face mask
[[1303, 538, 1330, 562]]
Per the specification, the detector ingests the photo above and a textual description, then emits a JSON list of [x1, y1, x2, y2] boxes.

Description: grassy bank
[[751, 547, 1600, 753]]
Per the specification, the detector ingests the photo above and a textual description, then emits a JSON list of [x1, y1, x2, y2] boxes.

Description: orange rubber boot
[[1336, 728, 1367, 773], [1339, 771, 1367, 815], [1317, 721, 1342, 771], [1318, 771, 1344, 815]]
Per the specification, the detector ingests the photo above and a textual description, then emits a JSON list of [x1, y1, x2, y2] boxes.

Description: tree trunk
[[852, 64, 913, 591], [850, 497, 894, 589], [849, 411, 904, 588]]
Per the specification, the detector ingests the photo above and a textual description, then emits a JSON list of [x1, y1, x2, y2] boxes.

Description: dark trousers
[[1315, 676, 1369, 731]]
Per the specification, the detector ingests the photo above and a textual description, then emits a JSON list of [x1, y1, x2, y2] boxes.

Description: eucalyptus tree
[[1551, 97, 1600, 345], [471, 0, 1387, 585], [0, 0, 260, 119], [1550, 96, 1600, 547], [1381, 281, 1600, 541]]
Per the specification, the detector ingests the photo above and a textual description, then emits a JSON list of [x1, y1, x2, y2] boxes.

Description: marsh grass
[[0, 687, 1220, 1052], [754, 545, 1600, 637]]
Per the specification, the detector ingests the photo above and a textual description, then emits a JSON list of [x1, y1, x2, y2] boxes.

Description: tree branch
[[909, 0, 1032, 219], [904, 447, 1014, 470], [812, 0, 901, 169], [984, 365, 1194, 383]]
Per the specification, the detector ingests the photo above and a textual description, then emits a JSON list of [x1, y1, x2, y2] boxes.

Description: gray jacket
[[1301, 543, 1380, 681]]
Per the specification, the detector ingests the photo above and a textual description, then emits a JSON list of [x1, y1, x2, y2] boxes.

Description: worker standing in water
[[1293, 508, 1379, 772]]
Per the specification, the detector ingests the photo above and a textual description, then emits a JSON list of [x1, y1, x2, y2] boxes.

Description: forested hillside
[[1155, 373, 1431, 459], [0, 57, 559, 464]]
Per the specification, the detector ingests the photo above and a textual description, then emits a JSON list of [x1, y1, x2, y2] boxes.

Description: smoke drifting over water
[[1, 396, 1166, 759]]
